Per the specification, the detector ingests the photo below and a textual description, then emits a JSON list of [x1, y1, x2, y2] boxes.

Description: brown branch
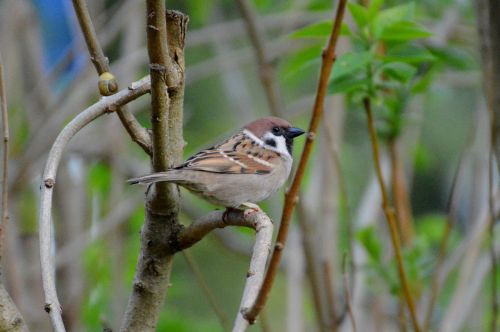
[[235, 0, 284, 117], [243, 0, 347, 323], [38, 76, 150, 332], [362, 98, 421, 332], [119, 7, 188, 332], [182, 251, 230, 332], [72, 0, 152, 154]]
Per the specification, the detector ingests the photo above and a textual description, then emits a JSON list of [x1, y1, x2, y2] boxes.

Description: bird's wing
[[176, 134, 281, 175]]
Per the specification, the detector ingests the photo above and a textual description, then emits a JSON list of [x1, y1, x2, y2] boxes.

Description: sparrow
[[128, 117, 305, 212]]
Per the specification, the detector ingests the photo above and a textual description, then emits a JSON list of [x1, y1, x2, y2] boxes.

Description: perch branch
[[243, 0, 347, 323], [72, 0, 152, 154], [362, 97, 421, 332], [38, 76, 150, 332], [235, 0, 283, 117], [178, 209, 273, 332]]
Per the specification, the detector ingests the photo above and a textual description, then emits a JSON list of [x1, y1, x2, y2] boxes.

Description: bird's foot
[[222, 207, 238, 224], [240, 202, 262, 218]]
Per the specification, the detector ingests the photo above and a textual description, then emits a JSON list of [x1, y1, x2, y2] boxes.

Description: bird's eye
[[272, 126, 281, 135]]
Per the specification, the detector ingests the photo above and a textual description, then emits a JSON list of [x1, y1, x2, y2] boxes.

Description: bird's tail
[[127, 171, 178, 185]]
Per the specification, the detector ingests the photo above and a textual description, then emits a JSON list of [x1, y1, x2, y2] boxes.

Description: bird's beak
[[286, 127, 305, 139]]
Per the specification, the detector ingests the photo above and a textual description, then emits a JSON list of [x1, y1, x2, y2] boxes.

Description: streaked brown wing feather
[[176, 134, 280, 175]]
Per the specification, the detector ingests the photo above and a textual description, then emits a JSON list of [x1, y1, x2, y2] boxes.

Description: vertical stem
[[0, 55, 9, 264], [363, 98, 421, 332], [243, 0, 348, 322], [120, 7, 188, 332]]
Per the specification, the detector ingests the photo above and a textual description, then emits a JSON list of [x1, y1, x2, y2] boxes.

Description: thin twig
[[38, 76, 150, 332], [362, 98, 421, 332], [235, 0, 284, 117], [72, 0, 152, 154], [489, 115, 499, 332], [243, 0, 348, 323], [0, 55, 9, 265], [323, 261, 337, 331], [422, 134, 468, 330], [342, 254, 357, 332], [182, 251, 230, 332]]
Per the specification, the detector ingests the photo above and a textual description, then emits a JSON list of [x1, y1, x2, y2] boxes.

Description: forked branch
[[72, 0, 152, 154], [38, 76, 151, 332]]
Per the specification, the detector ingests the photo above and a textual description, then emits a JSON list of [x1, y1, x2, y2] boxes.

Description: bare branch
[[342, 255, 357, 332], [72, 0, 152, 154], [178, 210, 258, 250], [119, 8, 188, 332], [232, 212, 273, 331], [0, 53, 29, 332], [235, 0, 284, 117], [243, 0, 348, 323], [38, 76, 150, 332], [0, 54, 9, 264]]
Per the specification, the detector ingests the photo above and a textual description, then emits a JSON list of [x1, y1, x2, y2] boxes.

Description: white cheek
[[262, 132, 289, 156]]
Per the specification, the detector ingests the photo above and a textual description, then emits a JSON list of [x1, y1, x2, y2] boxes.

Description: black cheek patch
[[265, 139, 277, 147]]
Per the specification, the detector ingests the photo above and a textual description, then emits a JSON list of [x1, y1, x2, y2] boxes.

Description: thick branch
[[119, 8, 188, 332], [243, 0, 347, 323], [38, 76, 150, 332], [178, 210, 258, 250], [72, 0, 152, 154]]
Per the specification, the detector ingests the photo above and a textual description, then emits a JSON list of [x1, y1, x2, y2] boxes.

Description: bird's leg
[[240, 202, 262, 218], [222, 207, 238, 224]]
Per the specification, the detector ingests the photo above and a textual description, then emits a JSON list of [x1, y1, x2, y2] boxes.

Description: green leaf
[[385, 44, 435, 64], [428, 46, 476, 70], [281, 45, 322, 77], [372, 2, 415, 39], [367, 0, 384, 19], [329, 75, 369, 94], [348, 3, 369, 29], [380, 21, 432, 42], [379, 62, 417, 82], [356, 226, 382, 262], [332, 51, 371, 78], [290, 21, 332, 39]]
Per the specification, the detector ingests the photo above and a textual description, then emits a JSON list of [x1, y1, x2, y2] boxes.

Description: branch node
[[307, 131, 316, 140], [246, 270, 255, 278], [274, 242, 284, 251], [44, 303, 51, 313], [44, 178, 55, 188]]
